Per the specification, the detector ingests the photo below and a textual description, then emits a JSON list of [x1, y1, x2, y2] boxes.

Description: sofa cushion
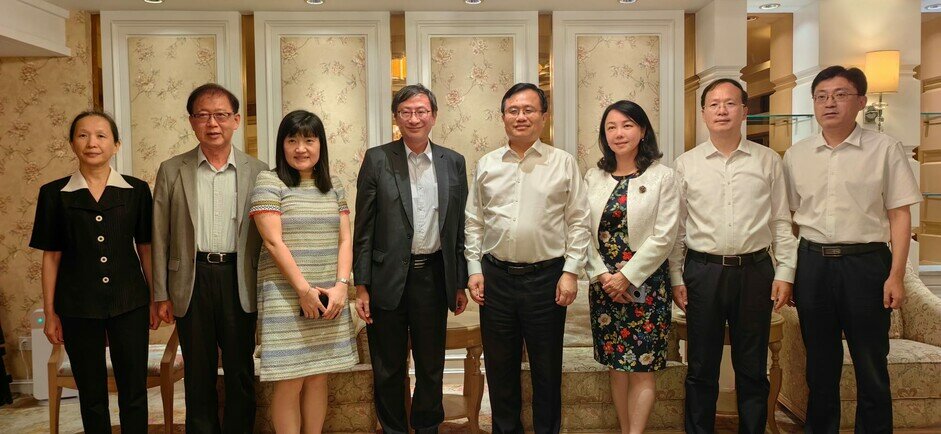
[[839, 339, 941, 400]]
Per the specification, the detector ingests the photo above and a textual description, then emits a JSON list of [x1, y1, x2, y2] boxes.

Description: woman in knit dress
[[250, 110, 358, 433], [583, 100, 680, 434]]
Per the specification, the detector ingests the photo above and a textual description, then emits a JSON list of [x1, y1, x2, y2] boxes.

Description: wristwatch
[[337, 277, 350, 285]]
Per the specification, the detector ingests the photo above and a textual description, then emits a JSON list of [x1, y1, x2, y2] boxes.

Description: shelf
[[923, 113, 941, 135], [745, 114, 814, 125]]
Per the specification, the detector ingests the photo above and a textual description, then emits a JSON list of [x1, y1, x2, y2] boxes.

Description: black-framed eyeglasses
[[812, 92, 860, 104], [191, 112, 234, 122]]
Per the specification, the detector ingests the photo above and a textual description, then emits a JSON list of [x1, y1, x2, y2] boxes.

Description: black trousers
[[480, 256, 566, 434], [60, 304, 149, 434], [367, 253, 449, 434], [683, 254, 774, 434], [176, 261, 257, 434], [794, 244, 893, 434]]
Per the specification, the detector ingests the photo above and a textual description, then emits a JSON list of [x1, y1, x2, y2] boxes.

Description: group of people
[[30, 64, 918, 434]]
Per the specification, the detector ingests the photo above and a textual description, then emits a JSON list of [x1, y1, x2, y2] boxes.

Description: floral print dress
[[590, 173, 671, 372]]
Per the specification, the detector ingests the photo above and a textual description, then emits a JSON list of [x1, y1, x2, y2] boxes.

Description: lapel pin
[[639, 185, 647, 193]]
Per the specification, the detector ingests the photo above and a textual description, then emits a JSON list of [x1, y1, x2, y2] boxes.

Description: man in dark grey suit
[[353, 84, 469, 434]]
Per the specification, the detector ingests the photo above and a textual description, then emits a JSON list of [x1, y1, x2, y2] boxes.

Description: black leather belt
[[411, 251, 441, 269], [485, 254, 564, 276], [196, 252, 237, 264], [687, 248, 769, 267], [799, 239, 887, 257]]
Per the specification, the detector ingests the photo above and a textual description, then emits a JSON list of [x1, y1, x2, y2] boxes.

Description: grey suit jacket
[[152, 145, 268, 317]]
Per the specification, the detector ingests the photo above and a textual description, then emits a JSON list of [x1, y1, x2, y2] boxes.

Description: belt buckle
[[822, 247, 843, 257], [507, 265, 528, 275], [207, 252, 224, 264], [721, 255, 742, 267]]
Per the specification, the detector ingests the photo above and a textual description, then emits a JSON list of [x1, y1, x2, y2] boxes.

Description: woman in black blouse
[[30, 110, 158, 433]]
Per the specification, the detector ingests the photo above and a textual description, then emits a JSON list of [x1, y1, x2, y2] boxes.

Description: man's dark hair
[[500, 83, 548, 114], [392, 83, 438, 115], [274, 110, 332, 193], [69, 110, 120, 143], [186, 83, 240, 115], [700, 78, 748, 108], [597, 100, 662, 174], [811, 65, 868, 95]]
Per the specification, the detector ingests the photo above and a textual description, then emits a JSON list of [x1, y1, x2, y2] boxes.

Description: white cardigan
[[584, 161, 680, 286]]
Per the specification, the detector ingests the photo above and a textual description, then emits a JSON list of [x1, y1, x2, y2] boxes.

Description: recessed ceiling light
[[758, 3, 781, 10], [306, 0, 324, 5], [465, 0, 482, 4], [143, 0, 163, 4], [746, 15, 758, 21], [619, 0, 638, 4], [927, 4, 941, 11]]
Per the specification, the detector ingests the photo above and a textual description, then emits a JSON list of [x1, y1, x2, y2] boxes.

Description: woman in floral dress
[[583, 100, 680, 433]]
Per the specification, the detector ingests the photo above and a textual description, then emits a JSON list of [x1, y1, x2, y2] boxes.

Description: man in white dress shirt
[[465, 83, 591, 434], [784, 66, 921, 433], [669, 79, 798, 434]]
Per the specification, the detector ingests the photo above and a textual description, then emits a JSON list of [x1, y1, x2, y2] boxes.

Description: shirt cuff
[[774, 266, 795, 284], [468, 259, 483, 276], [669, 270, 684, 286], [562, 258, 581, 275]]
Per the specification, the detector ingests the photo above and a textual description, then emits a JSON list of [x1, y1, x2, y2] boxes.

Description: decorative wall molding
[[0, 0, 70, 56], [101, 11, 243, 175]]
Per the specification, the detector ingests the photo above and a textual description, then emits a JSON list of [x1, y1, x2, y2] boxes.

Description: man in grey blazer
[[152, 83, 267, 433], [353, 84, 469, 434]]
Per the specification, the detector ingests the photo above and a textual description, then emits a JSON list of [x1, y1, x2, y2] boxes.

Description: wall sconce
[[863, 50, 900, 133], [391, 56, 407, 81]]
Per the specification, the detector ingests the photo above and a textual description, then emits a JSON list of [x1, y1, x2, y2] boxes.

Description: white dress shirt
[[464, 140, 591, 276], [669, 138, 798, 284], [783, 124, 921, 244], [196, 147, 238, 252], [406, 142, 441, 254]]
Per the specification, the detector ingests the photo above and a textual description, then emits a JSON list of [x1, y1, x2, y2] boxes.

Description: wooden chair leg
[[161, 378, 174, 434], [49, 385, 62, 434]]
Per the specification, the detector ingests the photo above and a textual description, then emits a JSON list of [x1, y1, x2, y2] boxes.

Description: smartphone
[[299, 293, 331, 317], [627, 283, 651, 304]]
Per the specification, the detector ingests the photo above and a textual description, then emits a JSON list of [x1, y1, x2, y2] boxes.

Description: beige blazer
[[152, 146, 268, 317], [584, 161, 680, 286]]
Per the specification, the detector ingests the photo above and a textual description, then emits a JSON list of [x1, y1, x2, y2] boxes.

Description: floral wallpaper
[[280, 36, 369, 212], [429, 36, 515, 173], [576, 35, 661, 173], [0, 11, 93, 380], [128, 36, 217, 185]]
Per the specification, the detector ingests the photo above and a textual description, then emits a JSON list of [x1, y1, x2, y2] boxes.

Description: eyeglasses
[[504, 107, 541, 117], [704, 101, 744, 112], [812, 92, 860, 104], [191, 112, 234, 122], [396, 109, 432, 120]]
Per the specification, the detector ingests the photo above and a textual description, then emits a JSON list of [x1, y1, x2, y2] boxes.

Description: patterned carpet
[[0, 381, 806, 433]]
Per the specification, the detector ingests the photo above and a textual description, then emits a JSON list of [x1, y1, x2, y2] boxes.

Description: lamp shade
[[865, 50, 900, 93]]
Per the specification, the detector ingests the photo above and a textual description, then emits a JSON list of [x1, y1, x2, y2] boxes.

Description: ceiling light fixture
[[758, 3, 781, 10], [143, 0, 163, 4], [465, 0, 482, 4], [927, 4, 941, 11], [619, 0, 638, 4], [306, 0, 324, 5]]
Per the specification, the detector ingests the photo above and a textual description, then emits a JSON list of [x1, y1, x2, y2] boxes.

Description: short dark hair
[[186, 83, 240, 115], [811, 65, 868, 95], [500, 83, 548, 114], [700, 78, 748, 108], [392, 84, 438, 115], [597, 100, 662, 174], [69, 110, 120, 143], [274, 110, 332, 193]]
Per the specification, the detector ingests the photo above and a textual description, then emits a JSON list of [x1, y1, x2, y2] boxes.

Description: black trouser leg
[[480, 259, 524, 434], [215, 264, 257, 433], [61, 316, 111, 434], [368, 292, 410, 434], [518, 263, 566, 434], [407, 260, 448, 434], [683, 258, 726, 434], [106, 305, 150, 433], [728, 260, 773, 434]]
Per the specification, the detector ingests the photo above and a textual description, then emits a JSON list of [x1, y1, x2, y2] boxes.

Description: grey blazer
[[152, 146, 268, 317]]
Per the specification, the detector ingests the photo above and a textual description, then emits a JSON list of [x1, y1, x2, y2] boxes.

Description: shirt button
[[100, 256, 108, 263], [102, 277, 110, 284], [95, 215, 103, 222], [97, 235, 105, 242]]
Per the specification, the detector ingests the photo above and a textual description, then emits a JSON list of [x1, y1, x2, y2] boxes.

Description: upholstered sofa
[[778, 263, 941, 430], [520, 282, 688, 433]]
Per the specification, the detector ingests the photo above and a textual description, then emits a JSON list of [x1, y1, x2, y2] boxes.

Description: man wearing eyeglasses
[[152, 83, 268, 433], [465, 83, 590, 434], [353, 84, 469, 434], [668, 78, 797, 433], [783, 66, 920, 432]]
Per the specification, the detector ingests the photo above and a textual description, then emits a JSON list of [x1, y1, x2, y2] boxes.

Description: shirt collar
[[815, 123, 863, 149], [502, 139, 547, 160], [61, 168, 133, 192], [404, 141, 433, 160], [704, 136, 751, 159], [198, 146, 236, 169]]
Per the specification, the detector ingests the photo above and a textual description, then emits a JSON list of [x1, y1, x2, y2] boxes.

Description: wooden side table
[[672, 311, 785, 434]]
